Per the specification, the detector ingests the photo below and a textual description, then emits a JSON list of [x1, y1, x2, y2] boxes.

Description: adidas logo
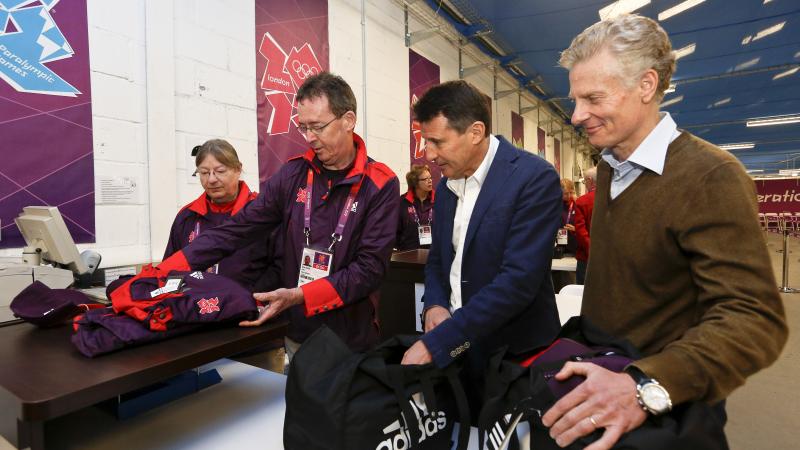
[[189, 271, 204, 279]]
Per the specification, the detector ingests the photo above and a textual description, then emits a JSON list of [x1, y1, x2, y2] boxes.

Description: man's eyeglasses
[[194, 167, 231, 179], [297, 116, 340, 136]]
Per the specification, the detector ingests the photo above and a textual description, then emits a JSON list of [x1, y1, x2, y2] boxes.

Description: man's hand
[[240, 287, 304, 327], [564, 224, 576, 232], [541, 362, 647, 450], [423, 305, 451, 332], [401, 340, 433, 365]]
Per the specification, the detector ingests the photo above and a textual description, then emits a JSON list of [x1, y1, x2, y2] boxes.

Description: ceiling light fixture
[[746, 114, 800, 127], [658, 0, 706, 21], [712, 97, 731, 108], [773, 67, 799, 80], [664, 83, 676, 94], [598, 0, 651, 20], [660, 95, 684, 108], [734, 57, 760, 71], [674, 43, 696, 60], [718, 142, 755, 150], [752, 21, 786, 42]]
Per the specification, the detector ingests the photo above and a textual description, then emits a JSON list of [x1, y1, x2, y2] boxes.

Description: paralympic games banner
[[409, 49, 440, 185], [255, 0, 329, 183], [511, 111, 523, 148], [0, 0, 94, 249], [754, 178, 800, 214]]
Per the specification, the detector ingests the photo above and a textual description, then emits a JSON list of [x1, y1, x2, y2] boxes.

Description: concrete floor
[[725, 231, 799, 450]]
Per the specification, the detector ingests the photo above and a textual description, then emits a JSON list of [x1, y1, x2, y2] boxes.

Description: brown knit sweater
[[583, 132, 787, 406]]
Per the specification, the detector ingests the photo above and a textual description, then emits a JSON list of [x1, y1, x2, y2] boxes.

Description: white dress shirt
[[601, 112, 682, 199], [446, 135, 499, 311]]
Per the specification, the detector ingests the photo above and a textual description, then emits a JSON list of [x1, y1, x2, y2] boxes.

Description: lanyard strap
[[303, 168, 363, 251], [411, 203, 432, 226]]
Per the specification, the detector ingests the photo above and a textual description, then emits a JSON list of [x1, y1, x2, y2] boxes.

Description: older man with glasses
[[160, 72, 400, 358]]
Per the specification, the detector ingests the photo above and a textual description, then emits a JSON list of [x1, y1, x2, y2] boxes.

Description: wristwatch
[[625, 367, 672, 415]]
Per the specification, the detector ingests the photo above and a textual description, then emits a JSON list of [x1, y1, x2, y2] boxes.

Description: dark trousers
[[576, 259, 588, 284]]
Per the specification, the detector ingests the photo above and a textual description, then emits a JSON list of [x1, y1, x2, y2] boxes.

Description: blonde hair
[[195, 139, 242, 171], [559, 14, 675, 101]]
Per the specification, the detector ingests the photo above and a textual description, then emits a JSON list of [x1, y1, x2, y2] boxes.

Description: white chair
[[558, 284, 584, 297], [555, 285, 583, 325]]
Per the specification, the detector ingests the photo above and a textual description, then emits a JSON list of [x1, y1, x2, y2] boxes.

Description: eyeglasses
[[297, 116, 340, 136], [194, 167, 231, 179], [418, 176, 432, 182]]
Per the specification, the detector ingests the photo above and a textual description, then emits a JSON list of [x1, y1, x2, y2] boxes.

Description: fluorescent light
[[664, 83, 676, 94], [711, 97, 731, 108], [660, 95, 684, 108], [741, 35, 752, 45], [747, 169, 764, 173], [599, 0, 651, 20], [735, 56, 760, 71], [773, 67, 799, 80], [747, 114, 800, 127], [752, 21, 786, 42], [658, 0, 706, 21], [719, 142, 755, 150], [762, 0, 773, 4], [674, 43, 696, 60]]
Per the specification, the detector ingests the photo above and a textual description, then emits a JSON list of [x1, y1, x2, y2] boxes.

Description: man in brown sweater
[[541, 14, 788, 449]]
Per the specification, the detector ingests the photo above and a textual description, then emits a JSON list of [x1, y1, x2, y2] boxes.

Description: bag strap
[[443, 364, 471, 450], [385, 365, 425, 447]]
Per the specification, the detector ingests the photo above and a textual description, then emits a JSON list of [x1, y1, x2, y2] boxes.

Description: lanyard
[[410, 201, 432, 226], [303, 168, 363, 252]]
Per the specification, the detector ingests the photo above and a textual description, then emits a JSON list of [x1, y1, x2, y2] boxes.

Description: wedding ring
[[589, 416, 599, 428]]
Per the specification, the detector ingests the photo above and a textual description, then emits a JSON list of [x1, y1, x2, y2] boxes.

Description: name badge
[[557, 228, 568, 245], [297, 246, 333, 286], [418, 225, 432, 246]]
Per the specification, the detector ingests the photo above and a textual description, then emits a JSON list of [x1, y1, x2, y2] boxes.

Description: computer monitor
[[14, 206, 89, 275]]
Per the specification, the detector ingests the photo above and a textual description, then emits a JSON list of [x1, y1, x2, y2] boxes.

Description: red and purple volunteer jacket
[[395, 189, 434, 250], [164, 181, 280, 291], [73, 268, 258, 357], [159, 134, 400, 351]]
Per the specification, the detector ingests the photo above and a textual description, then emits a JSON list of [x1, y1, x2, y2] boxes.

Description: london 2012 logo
[[258, 32, 323, 136], [0, 0, 81, 96]]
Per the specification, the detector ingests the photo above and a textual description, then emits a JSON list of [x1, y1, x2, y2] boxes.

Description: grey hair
[[559, 14, 675, 101], [583, 166, 597, 182]]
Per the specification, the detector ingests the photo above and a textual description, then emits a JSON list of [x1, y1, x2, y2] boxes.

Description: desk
[[378, 249, 427, 339], [0, 320, 287, 450], [551, 256, 578, 271]]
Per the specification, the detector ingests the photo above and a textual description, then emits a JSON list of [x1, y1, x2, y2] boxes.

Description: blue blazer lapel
[[464, 140, 519, 255], [437, 183, 457, 269]]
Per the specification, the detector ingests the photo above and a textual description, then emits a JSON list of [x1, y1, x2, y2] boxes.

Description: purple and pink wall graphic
[[0, 0, 94, 248], [255, 0, 329, 184]]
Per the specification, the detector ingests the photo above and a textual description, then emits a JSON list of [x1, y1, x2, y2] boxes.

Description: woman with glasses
[[163, 139, 279, 291], [396, 164, 435, 250]]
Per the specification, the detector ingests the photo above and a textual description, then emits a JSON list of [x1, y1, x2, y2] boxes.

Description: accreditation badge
[[418, 225, 432, 246], [557, 228, 568, 245], [297, 247, 333, 286]]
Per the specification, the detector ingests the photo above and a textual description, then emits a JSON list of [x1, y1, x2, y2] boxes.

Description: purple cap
[[10, 281, 98, 327]]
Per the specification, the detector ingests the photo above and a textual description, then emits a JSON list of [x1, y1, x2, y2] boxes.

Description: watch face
[[641, 383, 671, 412]]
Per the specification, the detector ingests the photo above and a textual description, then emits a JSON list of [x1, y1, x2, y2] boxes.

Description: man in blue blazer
[[402, 80, 563, 409]]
